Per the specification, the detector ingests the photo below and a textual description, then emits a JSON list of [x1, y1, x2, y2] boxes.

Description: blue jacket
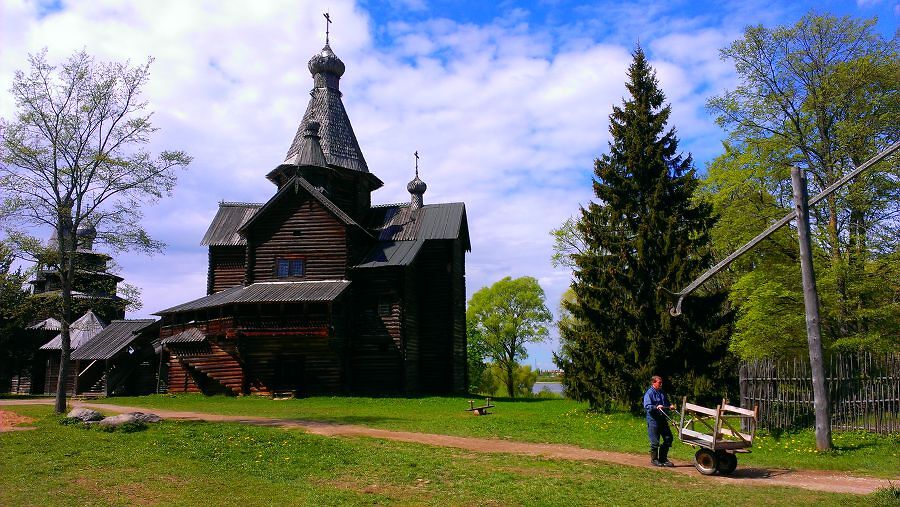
[[643, 386, 670, 420]]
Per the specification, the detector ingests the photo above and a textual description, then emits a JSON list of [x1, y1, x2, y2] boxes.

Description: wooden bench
[[466, 398, 495, 416]]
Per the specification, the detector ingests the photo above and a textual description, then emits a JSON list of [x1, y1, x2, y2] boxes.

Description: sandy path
[[1, 399, 893, 495], [0, 409, 36, 431]]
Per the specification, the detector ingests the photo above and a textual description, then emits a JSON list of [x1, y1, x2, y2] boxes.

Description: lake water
[[532, 381, 564, 395]]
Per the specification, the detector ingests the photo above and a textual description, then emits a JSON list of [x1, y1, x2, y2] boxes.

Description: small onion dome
[[407, 171, 426, 209], [308, 43, 345, 78], [407, 173, 427, 195], [76, 224, 97, 250], [76, 224, 97, 239]]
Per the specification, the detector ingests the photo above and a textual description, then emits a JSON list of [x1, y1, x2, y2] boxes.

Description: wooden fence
[[739, 353, 899, 434]]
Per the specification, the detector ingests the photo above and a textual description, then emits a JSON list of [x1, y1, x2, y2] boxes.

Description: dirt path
[[1, 399, 893, 495], [0, 409, 36, 432]]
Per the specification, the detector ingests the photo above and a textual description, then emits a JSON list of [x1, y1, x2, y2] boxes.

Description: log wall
[[349, 270, 404, 393], [43, 354, 76, 395], [208, 246, 247, 294], [415, 241, 455, 393], [166, 345, 203, 394], [402, 268, 419, 393], [450, 240, 467, 392], [241, 331, 341, 395], [247, 195, 347, 283]]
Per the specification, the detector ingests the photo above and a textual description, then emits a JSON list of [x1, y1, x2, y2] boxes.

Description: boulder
[[98, 413, 139, 428], [67, 408, 103, 422], [129, 412, 162, 423]]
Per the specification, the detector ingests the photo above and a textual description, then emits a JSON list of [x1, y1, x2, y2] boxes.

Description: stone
[[98, 413, 139, 427], [129, 412, 162, 423], [67, 408, 103, 422]]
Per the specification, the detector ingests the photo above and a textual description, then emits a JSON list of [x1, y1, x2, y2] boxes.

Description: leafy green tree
[[556, 47, 733, 412], [0, 50, 191, 412], [479, 363, 538, 398], [0, 241, 30, 390], [466, 276, 552, 398], [705, 13, 899, 356], [466, 319, 491, 394], [550, 216, 587, 269]]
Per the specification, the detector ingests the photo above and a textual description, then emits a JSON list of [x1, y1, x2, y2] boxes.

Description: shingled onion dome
[[308, 43, 345, 90], [76, 224, 97, 250], [407, 170, 427, 210]]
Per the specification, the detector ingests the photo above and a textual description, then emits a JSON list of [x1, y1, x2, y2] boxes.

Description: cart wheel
[[715, 451, 737, 475], [694, 449, 718, 475]]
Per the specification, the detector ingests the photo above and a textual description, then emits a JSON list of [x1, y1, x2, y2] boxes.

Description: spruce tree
[[555, 47, 733, 412]]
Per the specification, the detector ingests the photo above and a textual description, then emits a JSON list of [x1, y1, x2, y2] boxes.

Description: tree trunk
[[791, 168, 832, 451], [54, 212, 75, 414]]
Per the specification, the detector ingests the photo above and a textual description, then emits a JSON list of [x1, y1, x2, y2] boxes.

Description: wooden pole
[[791, 167, 832, 450]]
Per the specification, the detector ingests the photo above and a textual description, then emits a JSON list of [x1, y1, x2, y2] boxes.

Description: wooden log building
[[155, 38, 470, 396], [70, 319, 160, 397], [7, 224, 131, 395]]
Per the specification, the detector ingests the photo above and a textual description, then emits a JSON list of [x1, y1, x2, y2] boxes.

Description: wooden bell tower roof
[[283, 39, 369, 174]]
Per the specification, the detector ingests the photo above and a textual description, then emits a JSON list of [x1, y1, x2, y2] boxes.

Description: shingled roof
[[355, 202, 470, 268], [155, 280, 351, 315], [202, 202, 262, 246], [283, 43, 368, 173], [161, 327, 206, 345], [71, 319, 156, 360], [28, 317, 61, 331], [40, 310, 106, 350]]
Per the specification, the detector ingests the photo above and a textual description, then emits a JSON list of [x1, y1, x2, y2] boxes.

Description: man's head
[[651, 375, 662, 389]]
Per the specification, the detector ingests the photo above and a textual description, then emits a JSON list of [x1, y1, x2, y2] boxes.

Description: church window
[[276, 257, 305, 278]]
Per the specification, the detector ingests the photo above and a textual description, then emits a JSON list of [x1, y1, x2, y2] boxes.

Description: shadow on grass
[[224, 415, 408, 428], [726, 467, 792, 479], [471, 396, 565, 404], [831, 441, 880, 452]]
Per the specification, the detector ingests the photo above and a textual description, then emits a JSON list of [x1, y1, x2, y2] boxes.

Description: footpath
[[0, 398, 894, 495]]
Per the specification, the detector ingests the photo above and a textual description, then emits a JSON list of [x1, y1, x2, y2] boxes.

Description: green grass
[[93, 394, 900, 478], [0, 405, 885, 506]]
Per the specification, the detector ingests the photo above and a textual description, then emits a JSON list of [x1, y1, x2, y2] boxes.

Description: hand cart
[[668, 397, 758, 475]]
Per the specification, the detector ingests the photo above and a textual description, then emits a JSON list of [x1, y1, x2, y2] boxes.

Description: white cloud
[[6, 0, 885, 369]]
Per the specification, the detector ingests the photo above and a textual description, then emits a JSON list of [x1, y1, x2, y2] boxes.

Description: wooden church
[[156, 35, 470, 396]]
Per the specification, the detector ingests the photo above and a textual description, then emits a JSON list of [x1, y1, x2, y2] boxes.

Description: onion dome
[[282, 32, 375, 177], [408, 169, 427, 210], [308, 43, 345, 89], [76, 224, 97, 250]]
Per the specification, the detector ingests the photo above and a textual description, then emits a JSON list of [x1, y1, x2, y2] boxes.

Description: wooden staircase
[[170, 344, 244, 395]]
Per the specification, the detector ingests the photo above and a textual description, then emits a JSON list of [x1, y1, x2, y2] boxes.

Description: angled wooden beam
[[670, 140, 900, 316]]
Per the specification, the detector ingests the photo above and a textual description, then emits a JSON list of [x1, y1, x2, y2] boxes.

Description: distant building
[[155, 38, 470, 396], [28, 224, 126, 323], [8, 226, 130, 395]]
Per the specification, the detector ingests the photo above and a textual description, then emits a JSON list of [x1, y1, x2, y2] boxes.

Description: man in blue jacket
[[643, 375, 675, 466]]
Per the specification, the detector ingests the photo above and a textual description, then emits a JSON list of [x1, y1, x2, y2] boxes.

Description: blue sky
[[1, 0, 896, 370]]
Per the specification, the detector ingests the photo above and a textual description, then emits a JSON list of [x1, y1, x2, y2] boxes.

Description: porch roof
[[155, 280, 351, 315]]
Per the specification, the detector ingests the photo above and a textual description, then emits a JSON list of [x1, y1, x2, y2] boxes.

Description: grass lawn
[[0, 404, 892, 507], [87, 394, 900, 478]]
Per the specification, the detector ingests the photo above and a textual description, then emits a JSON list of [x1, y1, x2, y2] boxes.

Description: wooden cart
[[674, 397, 758, 475]]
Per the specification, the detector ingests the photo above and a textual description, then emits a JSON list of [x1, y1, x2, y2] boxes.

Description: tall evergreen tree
[[555, 48, 733, 412]]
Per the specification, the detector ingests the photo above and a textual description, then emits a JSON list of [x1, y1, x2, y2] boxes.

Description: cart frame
[[674, 397, 758, 475]]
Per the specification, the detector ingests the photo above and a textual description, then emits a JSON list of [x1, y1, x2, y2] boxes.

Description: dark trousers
[[647, 416, 673, 451]]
